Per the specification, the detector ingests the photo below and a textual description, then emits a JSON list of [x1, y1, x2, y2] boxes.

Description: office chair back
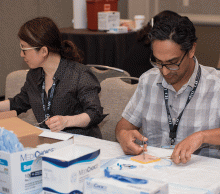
[[87, 64, 130, 83], [99, 77, 139, 141], [5, 70, 37, 125]]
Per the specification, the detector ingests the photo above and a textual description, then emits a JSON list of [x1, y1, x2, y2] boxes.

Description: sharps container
[[86, 0, 119, 31]]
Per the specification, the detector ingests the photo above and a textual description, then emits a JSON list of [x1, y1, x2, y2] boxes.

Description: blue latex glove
[[0, 127, 24, 153]]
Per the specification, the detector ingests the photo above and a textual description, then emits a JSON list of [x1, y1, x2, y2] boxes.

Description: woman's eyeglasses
[[20, 44, 39, 54], [150, 51, 188, 71]]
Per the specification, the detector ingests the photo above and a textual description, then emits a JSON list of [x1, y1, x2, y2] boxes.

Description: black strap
[[41, 74, 56, 119], [164, 65, 201, 145]]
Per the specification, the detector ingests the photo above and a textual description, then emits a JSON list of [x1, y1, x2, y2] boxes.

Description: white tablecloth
[[73, 135, 220, 194], [39, 129, 220, 194]]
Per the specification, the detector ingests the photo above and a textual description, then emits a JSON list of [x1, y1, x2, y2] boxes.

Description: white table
[[73, 135, 220, 194], [39, 129, 220, 193]]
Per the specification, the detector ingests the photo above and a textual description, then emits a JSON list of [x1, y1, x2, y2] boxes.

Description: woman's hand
[[45, 116, 68, 132]]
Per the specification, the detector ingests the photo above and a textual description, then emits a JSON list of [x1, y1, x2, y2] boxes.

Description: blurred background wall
[[0, 0, 219, 97], [0, 0, 73, 97], [127, 0, 220, 69]]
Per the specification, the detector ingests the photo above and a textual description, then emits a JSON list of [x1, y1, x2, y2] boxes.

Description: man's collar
[[186, 56, 199, 88]]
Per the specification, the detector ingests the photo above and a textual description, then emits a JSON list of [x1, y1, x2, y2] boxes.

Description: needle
[[158, 156, 172, 160], [147, 156, 172, 160], [142, 136, 145, 160], [34, 116, 50, 126]]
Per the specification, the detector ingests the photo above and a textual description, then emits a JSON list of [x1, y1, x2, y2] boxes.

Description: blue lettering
[[94, 183, 107, 190], [20, 148, 55, 162]]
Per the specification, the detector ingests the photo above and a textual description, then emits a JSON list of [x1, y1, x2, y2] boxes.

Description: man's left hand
[[171, 131, 204, 164]]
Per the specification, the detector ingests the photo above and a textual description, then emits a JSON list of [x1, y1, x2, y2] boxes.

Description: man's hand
[[45, 116, 68, 132], [171, 131, 204, 164], [118, 128, 148, 155], [115, 118, 148, 155]]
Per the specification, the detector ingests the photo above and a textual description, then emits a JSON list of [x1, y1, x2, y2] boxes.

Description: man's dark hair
[[148, 16, 198, 51], [137, 10, 181, 44]]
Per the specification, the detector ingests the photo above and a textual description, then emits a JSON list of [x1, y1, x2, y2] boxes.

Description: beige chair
[[98, 77, 139, 142], [87, 64, 130, 83], [5, 70, 37, 125]]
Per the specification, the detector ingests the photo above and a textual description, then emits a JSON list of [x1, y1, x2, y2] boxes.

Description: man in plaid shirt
[[116, 12, 220, 164]]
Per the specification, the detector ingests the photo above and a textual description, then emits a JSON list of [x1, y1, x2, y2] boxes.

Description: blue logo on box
[[21, 160, 34, 172], [0, 159, 8, 166]]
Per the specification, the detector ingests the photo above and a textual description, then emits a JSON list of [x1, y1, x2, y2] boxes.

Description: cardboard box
[[120, 19, 135, 31], [98, 11, 120, 31], [42, 144, 100, 194], [84, 170, 168, 194], [0, 111, 73, 194]]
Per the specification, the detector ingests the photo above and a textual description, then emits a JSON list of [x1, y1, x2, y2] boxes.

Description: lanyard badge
[[41, 76, 56, 120], [164, 65, 201, 145]]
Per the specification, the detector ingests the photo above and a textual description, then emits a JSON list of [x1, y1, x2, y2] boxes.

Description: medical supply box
[[84, 169, 169, 194], [0, 111, 73, 194], [98, 11, 120, 31], [86, 0, 119, 30], [42, 144, 100, 194], [107, 26, 128, 34]]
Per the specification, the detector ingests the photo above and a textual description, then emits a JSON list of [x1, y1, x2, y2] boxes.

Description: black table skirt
[[60, 28, 137, 69]]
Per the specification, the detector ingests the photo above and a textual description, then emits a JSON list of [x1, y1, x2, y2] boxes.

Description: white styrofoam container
[[42, 144, 100, 194]]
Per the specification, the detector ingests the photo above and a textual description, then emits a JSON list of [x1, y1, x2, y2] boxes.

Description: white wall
[[128, 0, 150, 24]]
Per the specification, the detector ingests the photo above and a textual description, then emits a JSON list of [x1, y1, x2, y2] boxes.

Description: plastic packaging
[[0, 127, 24, 153]]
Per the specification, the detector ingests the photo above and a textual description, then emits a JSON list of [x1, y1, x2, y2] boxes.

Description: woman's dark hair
[[148, 15, 198, 51], [137, 10, 181, 44], [18, 17, 83, 63]]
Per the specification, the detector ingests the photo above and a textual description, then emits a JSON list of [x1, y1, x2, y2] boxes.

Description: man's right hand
[[115, 118, 148, 155]]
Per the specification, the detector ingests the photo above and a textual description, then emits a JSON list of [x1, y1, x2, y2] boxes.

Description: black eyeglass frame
[[150, 51, 188, 71]]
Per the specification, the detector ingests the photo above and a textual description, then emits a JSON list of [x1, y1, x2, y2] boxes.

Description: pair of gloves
[[0, 127, 24, 153]]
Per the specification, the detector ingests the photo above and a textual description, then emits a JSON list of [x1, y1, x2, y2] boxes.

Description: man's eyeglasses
[[150, 51, 188, 71], [20, 44, 39, 54]]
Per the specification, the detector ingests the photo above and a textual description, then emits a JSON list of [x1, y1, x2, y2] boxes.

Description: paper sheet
[[39, 131, 74, 141]]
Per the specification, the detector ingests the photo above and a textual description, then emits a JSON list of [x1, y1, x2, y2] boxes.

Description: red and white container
[[86, 0, 119, 31]]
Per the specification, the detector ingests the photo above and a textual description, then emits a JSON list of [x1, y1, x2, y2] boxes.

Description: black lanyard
[[41, 74, 56, 119], [164, 65, 201, 145]]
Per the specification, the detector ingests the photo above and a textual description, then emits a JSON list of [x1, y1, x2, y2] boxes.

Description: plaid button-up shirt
[[122, 57, 220, 157]]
